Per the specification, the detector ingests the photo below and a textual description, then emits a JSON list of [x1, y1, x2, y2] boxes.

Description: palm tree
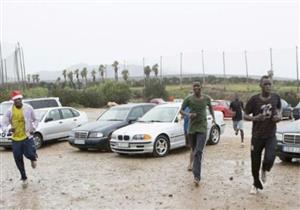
[[98, 64, 105, 81], [112, 60, 119, 81], [144, 65, 151, 79], [67, 71, 74, 87], [35, 74, 40, 83], [152, 64, 159, 77], [31, 74, 36, 83], [56, 77, 61, 85], [91, 69, 96, 82], [81, 67, 88, 85], [27, 74, 31, 83], [62, 69, 67, 82], [74, 69, 80, 84], [122, 69, 129, 82]]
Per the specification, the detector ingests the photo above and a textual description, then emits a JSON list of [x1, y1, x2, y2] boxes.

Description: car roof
[[154, 102, 181, 108], [34, 106, 75, 111], [111, 103, 155, 108]]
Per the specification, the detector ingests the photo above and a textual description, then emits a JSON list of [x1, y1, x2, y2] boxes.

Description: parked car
[[276, 120, 300, 162], [68, 103, 155, 151], [0, 97, 62, 122], [211, 100, 233, 118], [110, 103, 225, 157], [292, 102, 300, 120], [281, 99, 293, 119], [150, 98, 166, 105], [0, 107, 88, 149]]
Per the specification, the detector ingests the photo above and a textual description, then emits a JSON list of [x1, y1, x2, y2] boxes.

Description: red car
[[211, 100, 233, 118]]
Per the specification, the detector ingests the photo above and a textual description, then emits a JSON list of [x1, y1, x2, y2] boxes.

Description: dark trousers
[[189, 133, 207, 180], [251, 136, 276, 189], [12, 137, 37, 180]]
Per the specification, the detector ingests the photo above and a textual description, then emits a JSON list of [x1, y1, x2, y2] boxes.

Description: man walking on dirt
[[2, 90, 38, 188], [180, 82, 215, 186], [230, 94, 245, 147], [244, 75, 281, 194]]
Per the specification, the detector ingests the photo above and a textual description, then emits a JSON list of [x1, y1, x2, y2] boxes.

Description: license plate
[[118, 142, 129, 148], [283, 146, 300, 153], [74, 139, 85, 145]]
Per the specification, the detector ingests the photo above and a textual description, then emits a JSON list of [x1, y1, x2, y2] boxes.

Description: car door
[[171, 112, 185, 147], [60, 108, 77, 137], [42, 108, 64, 140]]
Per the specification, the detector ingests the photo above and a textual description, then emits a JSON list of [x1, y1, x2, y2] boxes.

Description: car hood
[[113, 122, 174, 135], [277, 120, 300, 133], [73, 120, 126, 132]]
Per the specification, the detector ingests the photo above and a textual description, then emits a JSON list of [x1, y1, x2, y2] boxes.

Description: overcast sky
[[0, 0, 298, 78]]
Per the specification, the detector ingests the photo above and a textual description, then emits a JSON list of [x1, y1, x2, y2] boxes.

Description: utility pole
[[296, 46, 299, 93], [201, 50, 205, 86], [21, 47, 27, 88], [160, 56, 163, 81], [222, 51, 226, 90], [268, 48, 274, 82], [244, 50, 249, 91], [180, 52, 183, 88]]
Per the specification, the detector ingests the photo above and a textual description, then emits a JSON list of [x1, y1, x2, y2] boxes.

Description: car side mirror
[[128, 118, 137, 124], [174, 117, 179, 123], [45, 117, 54, 122]]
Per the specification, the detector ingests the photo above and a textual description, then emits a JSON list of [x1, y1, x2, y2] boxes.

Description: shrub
[[23, 87, 49, 98], [102, 81, 131, 104], [143, 78, 168, 101], [81, 86, 105, 108], [51, 87, 80, 106]]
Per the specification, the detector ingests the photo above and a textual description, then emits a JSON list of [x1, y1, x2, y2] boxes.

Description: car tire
[[79, 148, 88, 151], [107, 134, 112, 152], [207, 125, 220, 145], [3, 146, 11, 150], [279, 155, 292, 162], [33, 133, 43, 149], [153, 135, 170, 157]]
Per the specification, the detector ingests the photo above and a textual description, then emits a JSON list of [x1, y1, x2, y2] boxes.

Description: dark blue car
[[292, 102, 300, 120], [68, 103, 155, 151]]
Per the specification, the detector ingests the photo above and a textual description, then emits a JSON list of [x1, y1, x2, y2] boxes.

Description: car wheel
[[279, 155, 292, 162], [153, 135, 170, 157], [207, 125, 220, 145], [33, 133, 43, 149], [79, 148, 88, 151], [106, 134, 112, 152]]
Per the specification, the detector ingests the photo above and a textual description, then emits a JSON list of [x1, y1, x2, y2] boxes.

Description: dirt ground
[[0, 108, 299, 210]]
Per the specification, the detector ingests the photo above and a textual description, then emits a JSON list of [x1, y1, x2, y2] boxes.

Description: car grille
[[283, 134, 300, 145], [75, 131, 89, 139], [117, 135, 130, 141]]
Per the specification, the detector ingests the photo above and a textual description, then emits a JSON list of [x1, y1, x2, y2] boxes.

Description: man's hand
[[9, 128, 15, 133], [253, 114, 266, 122], [189, 113, 197, 119], [272, 115, 281, 123]]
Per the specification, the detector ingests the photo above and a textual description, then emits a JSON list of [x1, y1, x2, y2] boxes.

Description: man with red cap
[[2, 90, 39, 188]]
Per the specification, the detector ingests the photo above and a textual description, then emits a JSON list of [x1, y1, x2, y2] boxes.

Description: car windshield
[[0, 102, 13, 115], [34, 110, 48, 122], [139, 107, 178, 122], [98, 107, 130, 121]]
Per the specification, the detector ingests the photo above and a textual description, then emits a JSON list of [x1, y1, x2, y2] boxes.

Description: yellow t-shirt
[[11, 105, 27, 141]]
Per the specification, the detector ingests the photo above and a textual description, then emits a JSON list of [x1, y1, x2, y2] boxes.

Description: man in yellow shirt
[[2, 90, 38, 188]]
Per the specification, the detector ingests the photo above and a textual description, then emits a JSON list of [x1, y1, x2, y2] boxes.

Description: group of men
[[2, 75, 281, 195], [180, 75, 281, 194]]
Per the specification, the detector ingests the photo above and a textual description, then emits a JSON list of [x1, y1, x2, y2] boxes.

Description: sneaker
[[194, 177, 200, 186], [249, 185, 258, 195], [22, 179, 28, 189], [31, 160, 37, 169], [235, 130, 238, 136], [261, 170, 267, 184]]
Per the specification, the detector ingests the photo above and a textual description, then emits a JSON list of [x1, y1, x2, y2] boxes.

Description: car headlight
[[132, 134, 152, 140], [89, 132, 104, 138], [276, 133, 283, 142]]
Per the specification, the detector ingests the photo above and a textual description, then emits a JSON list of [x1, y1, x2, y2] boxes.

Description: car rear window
[[25, 99, 60, 109]]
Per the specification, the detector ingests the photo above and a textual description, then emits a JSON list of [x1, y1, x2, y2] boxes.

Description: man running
[[2, 90, 39, 188], [230, 94, 245, 147], [180, 82, 215, 186], [244, 75, 281, 194]]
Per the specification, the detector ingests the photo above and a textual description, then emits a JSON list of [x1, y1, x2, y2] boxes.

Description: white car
[[0, 107, 88, 149], [110, 103, 225, 157]]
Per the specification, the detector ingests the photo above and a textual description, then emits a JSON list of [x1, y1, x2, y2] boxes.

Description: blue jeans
[[189, 133, 207, 180], [12, 137, 37, 180]]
